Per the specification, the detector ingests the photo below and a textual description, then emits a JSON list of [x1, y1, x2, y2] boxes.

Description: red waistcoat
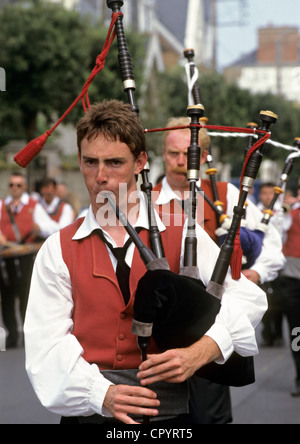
[[0, 198, 37, 243], [283, 208, 300, 258], [153, 179, 228, 243], [49, 200, 65, 223], [60, 218, 183, 371]]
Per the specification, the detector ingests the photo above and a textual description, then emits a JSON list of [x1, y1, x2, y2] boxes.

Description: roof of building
[[229, 50, 257, 67], [156, 0, 189, 45], [156, 0, 211, 46]]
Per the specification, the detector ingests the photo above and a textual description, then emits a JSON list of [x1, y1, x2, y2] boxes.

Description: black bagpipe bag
[[134, 269, 255, 387]]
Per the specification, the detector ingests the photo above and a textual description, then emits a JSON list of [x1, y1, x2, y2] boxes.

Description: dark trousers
[[261, 278, 284, 345], [0, 254, 35, 345], [281, 277, 300, 380], [188, 376, 232, 424]]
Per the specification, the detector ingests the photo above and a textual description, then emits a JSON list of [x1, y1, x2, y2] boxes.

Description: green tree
[[0, 0, 93, 145], [0, 0, 146, 149]]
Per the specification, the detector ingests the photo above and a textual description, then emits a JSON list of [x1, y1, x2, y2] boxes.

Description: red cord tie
[[230, 131, 271, 280], [14, 12, 122, 168]]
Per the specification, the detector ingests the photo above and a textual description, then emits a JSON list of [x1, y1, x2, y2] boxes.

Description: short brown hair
[[76, 100, 146, 159]]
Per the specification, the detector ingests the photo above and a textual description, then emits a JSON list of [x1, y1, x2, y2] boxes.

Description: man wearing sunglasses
[[0, 172, 59, 348]]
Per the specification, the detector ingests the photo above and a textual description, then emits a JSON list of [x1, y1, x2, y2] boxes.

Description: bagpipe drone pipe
[[260, 138, 300, 227], [216, 137, 300, 270], [184, 48, 275, 272]]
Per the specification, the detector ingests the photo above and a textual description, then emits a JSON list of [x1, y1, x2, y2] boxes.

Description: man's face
[[40, 184, 56, 205], [9, 176, 26, 200], [78, 133, 147, 213], [163, 130, 206, 192], [259, 186, 274, 208]]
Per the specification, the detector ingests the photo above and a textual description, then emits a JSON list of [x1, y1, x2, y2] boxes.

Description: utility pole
[[212, 0, 217, 71], [211, 0, 249, 70]]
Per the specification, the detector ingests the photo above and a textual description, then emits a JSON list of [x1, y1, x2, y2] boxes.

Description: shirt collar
[[73, 191, 166, 241], [42, 196, 60, 212], [155, 177, 202, 205], [4, 192, 30, 206]]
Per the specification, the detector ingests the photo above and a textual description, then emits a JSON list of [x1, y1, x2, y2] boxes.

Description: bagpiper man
[[24, 101, 267, 424], [154, 117, 285, 284]]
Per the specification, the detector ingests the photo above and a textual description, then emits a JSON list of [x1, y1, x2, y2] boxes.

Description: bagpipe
[[204, 133, 300, 270], [13, 0, 279, 390], [183, 49, 300, 271], [184, 48, 264, 271]]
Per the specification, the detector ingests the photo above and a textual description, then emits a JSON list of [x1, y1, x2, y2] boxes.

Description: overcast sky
[[217, 0, 300, 70]]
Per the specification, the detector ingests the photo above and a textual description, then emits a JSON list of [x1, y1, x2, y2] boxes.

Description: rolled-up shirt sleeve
[[207, 271, 267, 364], [24, 233, 113, 417]]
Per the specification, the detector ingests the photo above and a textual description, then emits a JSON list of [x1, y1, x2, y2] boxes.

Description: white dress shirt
[[40, 196, 74, 229], [156, 178, 286, 284], [0, 193, 59, 239], [24, 193, 267, 418]]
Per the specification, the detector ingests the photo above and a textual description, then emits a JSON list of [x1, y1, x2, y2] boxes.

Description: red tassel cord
[[230, 228, 244, 280], [14, 132, 51, 168], [14, 12, 121, 168], [229, 132, 271, 280]]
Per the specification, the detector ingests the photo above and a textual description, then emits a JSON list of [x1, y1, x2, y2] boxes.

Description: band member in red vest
[[153, 117, 285, 424], [154, 117, 285, 285], [0, 172, 59, 348], [24, 100, 266, 425], [39, 177, 75, 228], [281, 189, 300, 397]]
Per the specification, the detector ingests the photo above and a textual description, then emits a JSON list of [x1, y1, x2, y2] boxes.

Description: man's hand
[[0, 233, 7, 246], [103, 385, 160, 424], [137, 335, 222, 386], [242, 269, 260, 284]]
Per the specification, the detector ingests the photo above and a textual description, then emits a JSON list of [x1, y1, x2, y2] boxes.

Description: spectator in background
[[257, 182, 280, 213], [257, 182, 286, 348], [0, 172, 59, 348], [40, 178, 75, 228], [56, 182, 68, 201], [56, 181, 82, 219]]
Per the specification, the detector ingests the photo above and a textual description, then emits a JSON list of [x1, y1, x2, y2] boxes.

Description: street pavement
[[231, 339, 300, 424], [0, 328, 299, 425]]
